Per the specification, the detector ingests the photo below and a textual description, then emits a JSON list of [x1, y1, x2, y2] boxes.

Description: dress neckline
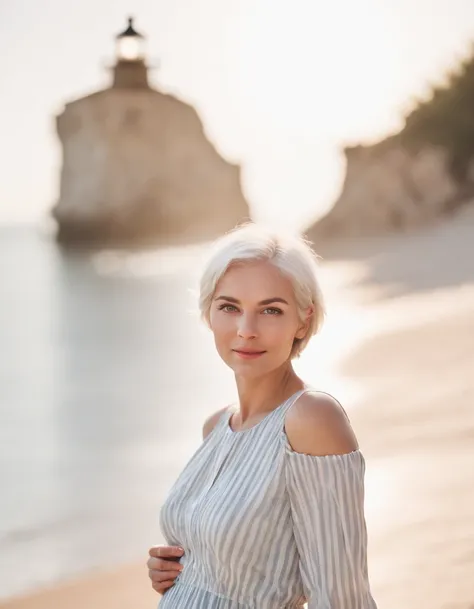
[[225, 387, 307, 435]]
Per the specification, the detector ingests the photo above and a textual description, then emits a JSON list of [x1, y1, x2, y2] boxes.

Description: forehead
[[215, 260, 296, 300]]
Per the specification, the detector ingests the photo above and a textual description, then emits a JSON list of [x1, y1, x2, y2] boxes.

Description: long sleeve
[[285, 443, 377, 609]]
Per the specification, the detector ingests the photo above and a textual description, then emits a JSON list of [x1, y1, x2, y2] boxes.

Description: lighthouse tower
[[52, 17, 249, 246]]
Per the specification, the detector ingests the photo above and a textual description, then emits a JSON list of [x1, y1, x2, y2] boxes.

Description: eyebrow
[[214, 296, 289, 306]]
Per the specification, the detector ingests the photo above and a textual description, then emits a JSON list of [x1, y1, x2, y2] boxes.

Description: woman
[[147, 223, 377, 608]]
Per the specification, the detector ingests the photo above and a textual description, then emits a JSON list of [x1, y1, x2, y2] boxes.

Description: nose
[[237, 313, 258, 340]]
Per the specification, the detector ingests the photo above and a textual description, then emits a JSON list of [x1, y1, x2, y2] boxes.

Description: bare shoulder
[[285, 391, 359, 456], [202, 405, 232, 440]]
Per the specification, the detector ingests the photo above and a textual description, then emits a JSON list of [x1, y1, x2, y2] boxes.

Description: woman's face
[[208, 260, 308, 377]]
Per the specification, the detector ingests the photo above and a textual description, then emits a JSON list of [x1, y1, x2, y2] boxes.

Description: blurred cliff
[[308, 44, 474, 240], [52, 18, 250, 247]]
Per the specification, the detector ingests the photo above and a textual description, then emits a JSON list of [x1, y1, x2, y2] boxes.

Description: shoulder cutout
[[285, 391, 359, 456], [202, 406, 231, 440]]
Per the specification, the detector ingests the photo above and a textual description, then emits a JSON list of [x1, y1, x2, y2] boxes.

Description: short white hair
[[199, 222, 325, 358]]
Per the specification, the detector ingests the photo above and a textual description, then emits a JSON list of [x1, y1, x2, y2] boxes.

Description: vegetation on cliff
[[400, 43, 474, 183]]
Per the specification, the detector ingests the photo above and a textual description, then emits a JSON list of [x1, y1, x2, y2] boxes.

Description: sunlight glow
[[232, 0, 403, 141]]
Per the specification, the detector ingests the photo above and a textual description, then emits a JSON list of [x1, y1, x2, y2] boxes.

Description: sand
[[2, 208, 474, 609], [0, 563, 155, 609]]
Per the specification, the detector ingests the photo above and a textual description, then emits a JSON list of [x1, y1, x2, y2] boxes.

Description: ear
[[295, 305, 313, 339]]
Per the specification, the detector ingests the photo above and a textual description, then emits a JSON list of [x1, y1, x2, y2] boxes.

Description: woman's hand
[[147, 545, 184, 594]]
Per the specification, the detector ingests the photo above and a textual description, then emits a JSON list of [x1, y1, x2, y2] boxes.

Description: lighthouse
[[52, 17, 249, 246]]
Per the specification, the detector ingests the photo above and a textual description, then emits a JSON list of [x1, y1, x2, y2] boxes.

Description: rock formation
[[307, 46, 474, 242], [52, 18, 250, 247]]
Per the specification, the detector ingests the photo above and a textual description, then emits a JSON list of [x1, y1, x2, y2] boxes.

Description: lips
[[232, 349, 267, 360]]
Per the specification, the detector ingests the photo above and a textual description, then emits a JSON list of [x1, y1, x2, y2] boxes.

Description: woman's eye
[[219, 304, 238, 312], [263, 308, 283, 315]]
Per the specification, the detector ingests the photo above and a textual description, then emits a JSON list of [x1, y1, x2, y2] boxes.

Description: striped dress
[[158, 388, 377, 609]]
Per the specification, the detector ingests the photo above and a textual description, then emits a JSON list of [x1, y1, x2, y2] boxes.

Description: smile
[[232, 350, 266, 359]]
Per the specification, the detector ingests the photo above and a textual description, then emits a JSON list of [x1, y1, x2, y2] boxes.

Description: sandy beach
[[2, 208, 474, 609]]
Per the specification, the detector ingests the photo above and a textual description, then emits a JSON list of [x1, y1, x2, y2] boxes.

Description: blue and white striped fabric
[[159, 389, 377, 608]]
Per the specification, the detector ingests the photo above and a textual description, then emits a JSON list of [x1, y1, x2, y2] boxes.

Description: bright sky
[[1, 0, 473, 229]]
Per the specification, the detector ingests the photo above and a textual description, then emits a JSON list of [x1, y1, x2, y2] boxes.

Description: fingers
[[147, 556, 183, 572], [147, 545, 185, 594], [148, 545, 184, 559], [152, 579, 176, 594], [148, 569, 180, 583]]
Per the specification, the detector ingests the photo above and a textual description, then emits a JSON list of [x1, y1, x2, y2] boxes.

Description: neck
[[233, 362, 304, 424]]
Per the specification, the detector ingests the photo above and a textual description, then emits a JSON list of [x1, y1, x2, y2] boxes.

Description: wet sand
[[2, 209, 474, 609]]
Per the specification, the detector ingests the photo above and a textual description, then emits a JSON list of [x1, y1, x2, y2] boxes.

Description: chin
[[232, 365, 266, 380], [229, 357, 287, 379], [223, 356, 263, 374]]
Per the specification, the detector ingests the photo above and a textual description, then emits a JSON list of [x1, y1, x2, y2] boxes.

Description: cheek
[[263, 316, 300, 343], [209, 310, 233, 339]]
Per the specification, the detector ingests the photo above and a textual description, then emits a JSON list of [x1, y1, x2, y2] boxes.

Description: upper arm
[[202, 406, 230, 440], [285, 391, 359, 456]]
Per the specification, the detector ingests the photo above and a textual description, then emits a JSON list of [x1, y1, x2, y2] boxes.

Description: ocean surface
[[0, 225, 363, 601]]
